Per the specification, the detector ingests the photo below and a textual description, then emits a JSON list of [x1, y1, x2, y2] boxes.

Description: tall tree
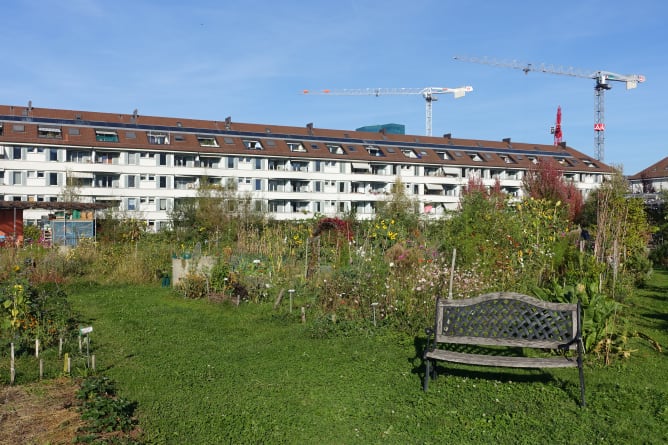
[[523, 157, 583, 222]]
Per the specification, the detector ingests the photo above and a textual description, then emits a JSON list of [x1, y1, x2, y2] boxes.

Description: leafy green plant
[[75, 375, 139, 441]]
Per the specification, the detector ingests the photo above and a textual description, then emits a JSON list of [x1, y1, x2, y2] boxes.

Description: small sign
[[79, 326, 93, 335]]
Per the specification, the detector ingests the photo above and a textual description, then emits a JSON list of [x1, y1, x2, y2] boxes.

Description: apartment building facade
[[0, 104, 610, 231]]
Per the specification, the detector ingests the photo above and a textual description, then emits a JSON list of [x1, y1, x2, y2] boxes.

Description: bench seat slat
[[425, 349, 579, 368]]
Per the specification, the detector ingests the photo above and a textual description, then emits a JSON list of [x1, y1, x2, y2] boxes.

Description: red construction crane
[[454, 56, 645, 161], [552, 106, 563, 146]]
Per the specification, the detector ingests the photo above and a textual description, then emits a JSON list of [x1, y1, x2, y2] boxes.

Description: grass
[[60, 271, 668, 444]]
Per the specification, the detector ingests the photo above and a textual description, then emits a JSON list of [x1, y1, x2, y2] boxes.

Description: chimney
[[306, 122, 313, 135], [502, 137, 511, 143], [443, 133, 452, 139], [225, 116, 232, 130]]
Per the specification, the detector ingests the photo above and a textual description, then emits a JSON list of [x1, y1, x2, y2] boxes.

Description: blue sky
[[3, 0, 666, 174]]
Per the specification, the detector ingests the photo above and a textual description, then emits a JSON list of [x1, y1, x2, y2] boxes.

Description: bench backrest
[[434, 292, 579, 350]]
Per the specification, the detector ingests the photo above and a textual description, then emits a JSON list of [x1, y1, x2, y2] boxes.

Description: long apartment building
[[0, 103, 610, 231]]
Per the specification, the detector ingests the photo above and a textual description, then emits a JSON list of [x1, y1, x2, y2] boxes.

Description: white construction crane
[[453, 56, 645, 161], [303, 86, 473, 137]]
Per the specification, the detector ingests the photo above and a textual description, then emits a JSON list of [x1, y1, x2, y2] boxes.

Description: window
[[469, 153, 483, 162], [67, 151, 92, 163], [12, 124, 25, 133], [401, 148, 418, 158], [227, 157, 235, 169], [255, 179, 262, 191], [0, 123, 2, 136], [197, 135, 219, 147], [125, 131, 136, 139], [38, 127, 62, 138], [243, 139, 263, 150], [159, 199, 167, 211], [158, 153, 167, 166], [437, 151, 452, 160], [96, 174, 116, 188], [159, 176, 167, 188], [127, 175, 137, 188], [127, 198, 137, 211], [365, 146, 384, 157], [201, 157, 219, 168], [127, 152, 139, 165], [147, 132, 169, 145], [254, 158, 262, 170], [95, 130, 119, 142], [13, 147, 22, 160], [287, 142, 306, 152], [67, 127, 80, 136], [223, 137, 235, 145], [327, 144, 344, 154], [13, 171, 22, 185]]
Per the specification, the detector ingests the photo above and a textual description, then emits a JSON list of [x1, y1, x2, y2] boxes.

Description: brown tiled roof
[[0, 104, 612, 173], [628, 157, 668, 180]]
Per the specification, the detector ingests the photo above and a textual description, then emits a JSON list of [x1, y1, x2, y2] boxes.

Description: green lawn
[[67, 270, 668, 444]]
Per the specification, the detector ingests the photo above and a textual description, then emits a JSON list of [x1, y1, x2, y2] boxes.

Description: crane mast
[[303, 86, 473, 136], [453, 56, 645, 161]]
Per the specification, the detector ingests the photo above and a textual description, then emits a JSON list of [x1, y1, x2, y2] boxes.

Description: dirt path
[[0, 378, 84, 445]]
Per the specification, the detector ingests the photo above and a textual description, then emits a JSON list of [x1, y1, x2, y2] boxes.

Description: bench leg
[[423, 359, 431, 391], [577, 340, 586, 407]]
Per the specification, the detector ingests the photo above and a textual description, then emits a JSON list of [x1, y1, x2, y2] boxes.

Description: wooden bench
[[423, 292, 586, 406]]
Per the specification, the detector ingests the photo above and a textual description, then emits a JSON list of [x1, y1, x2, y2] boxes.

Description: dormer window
[[401, 148, 418, 159], [287, 141, 307, 152], [243, 139, 264, 150], [38, 126, 62, 139], [95, 130, 119, 142], [197, 135, 219, 147], [148, 132, 169, 145], [327, 144, 345, 154], [436, 151, 452, 160], [365, 145, 384, 157], [469, 153, 482, 162]]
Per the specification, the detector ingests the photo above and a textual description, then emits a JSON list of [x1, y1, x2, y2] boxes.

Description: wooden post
[[273, 289, 285, 310], [59, 337, 63, 358], [78, 335, 82, 353], [35, 338, 40, 358], [64, 353, 70, 375], [10, 342, 15, 385], [448, 248, 457, 300], [301, 306, 306, 323], [91, 354, 96, 372], [39, 359, 44, 380]]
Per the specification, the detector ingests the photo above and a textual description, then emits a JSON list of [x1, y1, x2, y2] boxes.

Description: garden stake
[[59, 337, 63, 358], [91, 354, 96, 371], [10, 342, 15, 385], [39, 359, 43, 379], [301, 306, 306, 323], [35, 338, 39, 358], [288, 289, 295, 313]]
